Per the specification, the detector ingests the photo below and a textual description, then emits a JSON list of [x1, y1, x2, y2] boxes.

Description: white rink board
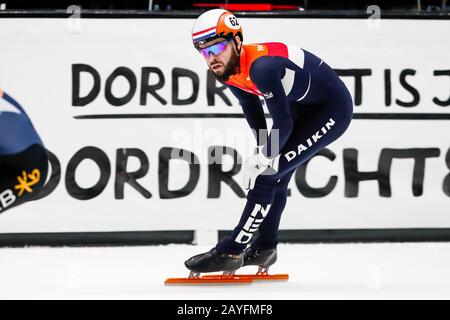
[[0, 18, 449, 233]]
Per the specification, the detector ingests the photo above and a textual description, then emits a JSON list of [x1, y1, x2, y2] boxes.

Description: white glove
[[242, 147, 275, 190]]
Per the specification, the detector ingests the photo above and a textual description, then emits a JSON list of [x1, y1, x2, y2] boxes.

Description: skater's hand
[[242, 147, 275, 190]]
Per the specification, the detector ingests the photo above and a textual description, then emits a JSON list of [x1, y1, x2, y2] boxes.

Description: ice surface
[[0, 242, 450, 299]]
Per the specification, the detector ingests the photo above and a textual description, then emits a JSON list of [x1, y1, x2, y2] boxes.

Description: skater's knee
[[274, 185, 288, 197], [274, 177, 291, 194], [246, 177, 278, 204], [246, 170, 294, 203]]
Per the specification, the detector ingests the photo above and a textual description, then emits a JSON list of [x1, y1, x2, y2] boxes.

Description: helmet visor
[[199, 39, 231, 58]]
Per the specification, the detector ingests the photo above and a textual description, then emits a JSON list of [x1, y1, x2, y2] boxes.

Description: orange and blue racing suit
[[217, 42, 353, 253]]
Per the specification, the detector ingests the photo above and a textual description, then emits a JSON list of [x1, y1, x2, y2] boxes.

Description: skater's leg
[[215, 169, 294, 255], [215, 196, 275, 254], [251, 169, 295, 250], [240, 171, 294, 271]]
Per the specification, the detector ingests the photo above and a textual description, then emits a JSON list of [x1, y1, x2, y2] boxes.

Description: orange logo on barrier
[[14, 169, 41, 197]]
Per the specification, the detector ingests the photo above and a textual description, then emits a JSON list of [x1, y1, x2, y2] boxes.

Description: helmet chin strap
[[232, 37, 242, 57]]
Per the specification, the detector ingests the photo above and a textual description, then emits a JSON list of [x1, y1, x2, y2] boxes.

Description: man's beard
[[211, 51, 240, 83]]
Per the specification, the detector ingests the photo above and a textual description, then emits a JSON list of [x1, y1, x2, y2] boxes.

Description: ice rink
[[1, 242, 450, 299]]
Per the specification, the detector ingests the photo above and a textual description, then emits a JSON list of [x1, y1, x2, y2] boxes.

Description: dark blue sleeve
[[0, 92, 43, 155], [249, 56, 294, 158], [227, 85, 268, 146]]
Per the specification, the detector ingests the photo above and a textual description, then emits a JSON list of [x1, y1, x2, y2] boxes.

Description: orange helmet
[[192, 9, 243, 50]]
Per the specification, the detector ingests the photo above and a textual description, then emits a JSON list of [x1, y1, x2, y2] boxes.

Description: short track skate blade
[[164, 276, 253, 285], [202, 274, 289, 281]]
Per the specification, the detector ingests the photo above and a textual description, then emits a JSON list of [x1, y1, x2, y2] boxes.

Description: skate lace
[[245, 249, 260, 261]]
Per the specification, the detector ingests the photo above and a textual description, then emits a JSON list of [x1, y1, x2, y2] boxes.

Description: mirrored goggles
[[199, 39, 231, 58]]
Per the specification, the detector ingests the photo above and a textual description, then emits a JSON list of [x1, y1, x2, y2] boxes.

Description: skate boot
[[243, 246, 277, 275], [165, 247, 286, 285], [184, 248, 244, 278], [164, 248, 250, 285]]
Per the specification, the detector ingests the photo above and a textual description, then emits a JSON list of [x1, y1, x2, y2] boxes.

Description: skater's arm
[[228, 85, 268, 146], [249, 56, 294, 158]]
